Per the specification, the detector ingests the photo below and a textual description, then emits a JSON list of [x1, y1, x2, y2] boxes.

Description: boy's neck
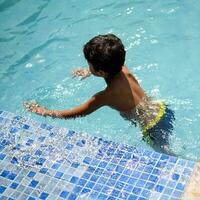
[[104, 71, 122, 85]]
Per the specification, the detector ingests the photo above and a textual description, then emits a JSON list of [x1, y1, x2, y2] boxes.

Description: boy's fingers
[[23, 101, 40, 112], [72, 69, 90, 80], [72, 69, 88, 76], [80, 74, 90, 80], [72, 69, 81, 74], [24, 102, 32, 110]]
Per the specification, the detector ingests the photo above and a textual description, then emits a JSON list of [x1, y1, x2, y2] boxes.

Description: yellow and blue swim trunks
[[142, 102, 175, 149]]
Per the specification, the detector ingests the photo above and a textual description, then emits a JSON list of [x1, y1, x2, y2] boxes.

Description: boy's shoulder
[[95, 88, 112, 100], [91, 87, 114, 107]]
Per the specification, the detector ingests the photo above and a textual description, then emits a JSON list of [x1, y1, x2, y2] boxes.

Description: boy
[[25, 34, 175, 154]]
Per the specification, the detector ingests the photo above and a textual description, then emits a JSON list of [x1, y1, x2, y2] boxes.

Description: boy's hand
[[24, 101, 49, 116], [72, 68, 91, 80]]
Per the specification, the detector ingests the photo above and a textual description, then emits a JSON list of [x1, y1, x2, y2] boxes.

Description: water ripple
[[0, 37, 70, 79], [0, 36, 15, 42], [0, 0, 22, 12], [16, 2, 49, 27], [113, 0, 147, 9], [17, 10, 42, 26], [72, 13, 107, 25], [91, 2, 115, 11]]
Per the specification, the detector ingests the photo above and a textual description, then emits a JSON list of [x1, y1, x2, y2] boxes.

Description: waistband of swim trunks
[[142, 101, 166, 136]]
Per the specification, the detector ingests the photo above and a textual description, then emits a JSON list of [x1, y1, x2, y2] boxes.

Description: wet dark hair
[[83, 34, 126, 77]]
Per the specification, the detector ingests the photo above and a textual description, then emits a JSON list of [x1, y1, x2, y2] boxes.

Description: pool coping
[[181, 161, 200, 200]]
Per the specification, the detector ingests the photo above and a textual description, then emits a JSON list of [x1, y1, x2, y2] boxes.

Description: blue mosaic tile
[[38, 136, 46, 142], [39, 192, 49, 199], [35, 149, 42, 156], [55, 171, 64, 179], [68, 193, 77, 200], [40, 123, 47, 129], [167, 180, 177, 188], [70, 176, 79, 184], [86, 181, 95, 189], [22, 154, 31, 161], [119, 174, 129, 182], [136, 179, 146, 188], [132, 187, 142, 195], [173, 190, 182, 198], [141, 189, 150, 198], [10, 157, 18, 164], [172, 173, 180, 181], [164, 187, 173, 195], [1, 170, 17, 180], [77, 178, 87, 186], [138, 197, 147, 200], [111, 189, 120, 197], [89, 191, 98, 199], [83, 156, 92, 164], [8, 198, 15, 200], [145, 181, 155, 190], [51, 162, 60, 169], [67, 130, 75, 137], [23, 124, 30, 130], [76, 139, 86, 147], [29, 180, 39, 188], [0, 111, 197, 200], [1, 139, 11, 146], [27, 171, 36, 178], [10, 182, 19, 189], [13, 116, 22, 120], [81, 188, 91, 195], [73, 186, 82, 193], [39, 167, 48, 174], [176, 183, 185, 191], [28, 197, 36, 200], [0, 153, 6, 160], [9, 127, 19, 134], [60, 191, 69, 198], [152, 168, 161, 176], [0, 186, 6, 194], [8, 173, 17, 180], [107, 197, 116, 200], [155, 185, 164, 192], [128, 194, 138, 200], [71, 162, 80, 168], [65, 143, 73, 150], [36, 157, 46, 165]]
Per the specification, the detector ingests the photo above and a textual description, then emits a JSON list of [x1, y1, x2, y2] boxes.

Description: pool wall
[[0, 111, 198, 200]]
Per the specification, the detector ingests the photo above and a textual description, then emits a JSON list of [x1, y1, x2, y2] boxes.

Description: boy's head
[[83, 34, 126, 77]]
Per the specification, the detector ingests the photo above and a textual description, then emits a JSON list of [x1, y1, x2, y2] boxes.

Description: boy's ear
[[97, 70, 107, 77]]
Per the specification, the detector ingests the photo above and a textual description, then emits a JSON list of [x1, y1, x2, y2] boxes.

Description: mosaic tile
[[0, 111, 196, 199]]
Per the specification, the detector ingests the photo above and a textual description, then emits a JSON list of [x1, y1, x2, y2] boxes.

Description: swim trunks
[[142, 102, 175, 150]]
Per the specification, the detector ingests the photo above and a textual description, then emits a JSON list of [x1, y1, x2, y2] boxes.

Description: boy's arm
[[24, 91, 106, 119]]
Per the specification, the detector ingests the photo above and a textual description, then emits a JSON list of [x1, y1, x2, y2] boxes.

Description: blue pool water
[[0, 0, 200, 160]]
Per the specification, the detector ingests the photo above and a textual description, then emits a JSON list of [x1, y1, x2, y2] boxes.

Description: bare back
[[102, 66, 161, 128], [104, 66, 146, 112]]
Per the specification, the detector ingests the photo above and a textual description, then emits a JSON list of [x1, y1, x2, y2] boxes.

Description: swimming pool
[[0, 0, 200, 160]]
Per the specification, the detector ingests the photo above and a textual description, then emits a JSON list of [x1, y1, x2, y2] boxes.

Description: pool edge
[[181, 161, 200, 200]]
